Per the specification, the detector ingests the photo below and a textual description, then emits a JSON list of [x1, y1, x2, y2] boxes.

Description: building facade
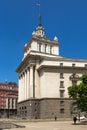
[[0, 82, 18, 118], [16, 20, 87, 119]]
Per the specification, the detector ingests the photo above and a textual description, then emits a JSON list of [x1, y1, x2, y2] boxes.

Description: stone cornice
[[24, 35, 59, 52], [16, 54, 43, 73], [32, 36, 59, 45], [37, 65, 87, 72], [16, 53, 87, 73]]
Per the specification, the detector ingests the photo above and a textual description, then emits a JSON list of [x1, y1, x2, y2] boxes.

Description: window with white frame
[[60, 81, 64, 87], [60, 90, 64, 98]]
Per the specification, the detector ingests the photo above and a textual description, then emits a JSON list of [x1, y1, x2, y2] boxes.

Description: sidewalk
[[0, 119, 87, 130]]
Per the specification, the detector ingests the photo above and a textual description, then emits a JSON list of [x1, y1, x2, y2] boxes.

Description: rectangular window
[[39, 44, 41, 52], [60, 108, 64, 114], [60, 73, 64, 79], [60, 101, 64, 106], [45, 44, 47, 53], [50, 45, 52, 54], [8, 99, 10, 109], [60, 90, 64, 98], [85, 64, 87, 67], [60, 81, 64, 88], [60, 63, 63, 66], [72, 64, 75, 67]]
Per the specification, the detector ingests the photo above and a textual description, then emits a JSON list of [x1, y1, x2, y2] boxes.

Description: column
[[10, 98, 12, 109], [27, 68, 30, 99], [33, 66, 35, 98], [30, 66, 33, 98], [21, 74, 23, 101], [25, 70, 27, 100], [5, 98, 8, 109], [18, 76, 21, 102], [14, 98, 16, 109], [23, 72, 25, 100]]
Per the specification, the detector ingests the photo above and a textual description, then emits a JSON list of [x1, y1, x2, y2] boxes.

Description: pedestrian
[[55, 116, 57, 121], [73, 116, 77, 125]]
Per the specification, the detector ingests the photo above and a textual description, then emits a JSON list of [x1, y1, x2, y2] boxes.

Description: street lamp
[[29, 100, 32, 120]]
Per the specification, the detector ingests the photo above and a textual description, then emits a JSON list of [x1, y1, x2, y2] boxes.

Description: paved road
[[3, 120, 87, 130]]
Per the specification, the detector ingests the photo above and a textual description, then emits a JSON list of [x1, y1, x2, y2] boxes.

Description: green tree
[[68, 74, 87, 111]]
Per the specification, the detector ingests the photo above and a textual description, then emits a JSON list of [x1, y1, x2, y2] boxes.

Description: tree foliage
[[68, 74, 87, 111]]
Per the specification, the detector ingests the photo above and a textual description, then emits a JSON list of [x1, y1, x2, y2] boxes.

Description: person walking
[[73, 116, 77, 125], [55, 116, 57, 121]]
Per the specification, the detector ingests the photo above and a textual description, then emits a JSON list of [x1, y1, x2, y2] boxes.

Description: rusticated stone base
[[17, 98, 74, 119]]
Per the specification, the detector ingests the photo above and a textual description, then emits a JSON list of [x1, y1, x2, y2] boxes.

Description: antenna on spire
[[36, 3, 42, 26]]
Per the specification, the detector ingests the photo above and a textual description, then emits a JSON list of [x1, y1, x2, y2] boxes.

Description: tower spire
[[32, 3, 45, 37], [36, 3, 42, 26]]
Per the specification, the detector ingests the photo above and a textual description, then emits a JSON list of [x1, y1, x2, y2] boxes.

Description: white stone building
[[16, 18, 87, 119]]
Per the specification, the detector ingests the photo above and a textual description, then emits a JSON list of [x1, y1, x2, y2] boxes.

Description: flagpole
[[36, 3, 42, 26]]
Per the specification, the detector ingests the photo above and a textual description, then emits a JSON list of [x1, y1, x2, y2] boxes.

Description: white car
[[77, 115, 86, 120]]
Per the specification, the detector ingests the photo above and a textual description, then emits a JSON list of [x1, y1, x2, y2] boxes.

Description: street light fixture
[[29, 100, 32, 120]]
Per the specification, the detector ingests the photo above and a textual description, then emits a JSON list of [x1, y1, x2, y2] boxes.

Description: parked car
[[76, 115, 86, 120]]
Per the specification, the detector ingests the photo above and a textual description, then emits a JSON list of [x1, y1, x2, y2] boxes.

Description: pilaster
[[30, 66, 34, 98], [25, 70, 27, 100], [23, 72, 25, 100], [18, 76, 21, 102], [27, 68, 30, 98]]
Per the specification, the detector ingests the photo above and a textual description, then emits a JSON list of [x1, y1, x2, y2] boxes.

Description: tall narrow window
[[50, 45, 52, 54], [72, 64, 75, 67], [60, 90, 64, 98], [60, 101, 64, 106], [39, 44, 41, 52], [60, 73, 64, 79], [60, 63, 63, 66], [60, 81, 64, 88], [45, 44, 47, 53], [85, 64, 87, 67], [60, 108, 64, 114]]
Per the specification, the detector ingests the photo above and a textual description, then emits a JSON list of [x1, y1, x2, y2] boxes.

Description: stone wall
[[17, 98, 74, 119]]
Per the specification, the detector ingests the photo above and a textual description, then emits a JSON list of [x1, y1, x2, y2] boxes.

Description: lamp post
[[29, 100, 32, 120]]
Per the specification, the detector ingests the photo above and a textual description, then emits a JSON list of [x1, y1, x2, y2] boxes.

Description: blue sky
[[0, 0, 87, 83]]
